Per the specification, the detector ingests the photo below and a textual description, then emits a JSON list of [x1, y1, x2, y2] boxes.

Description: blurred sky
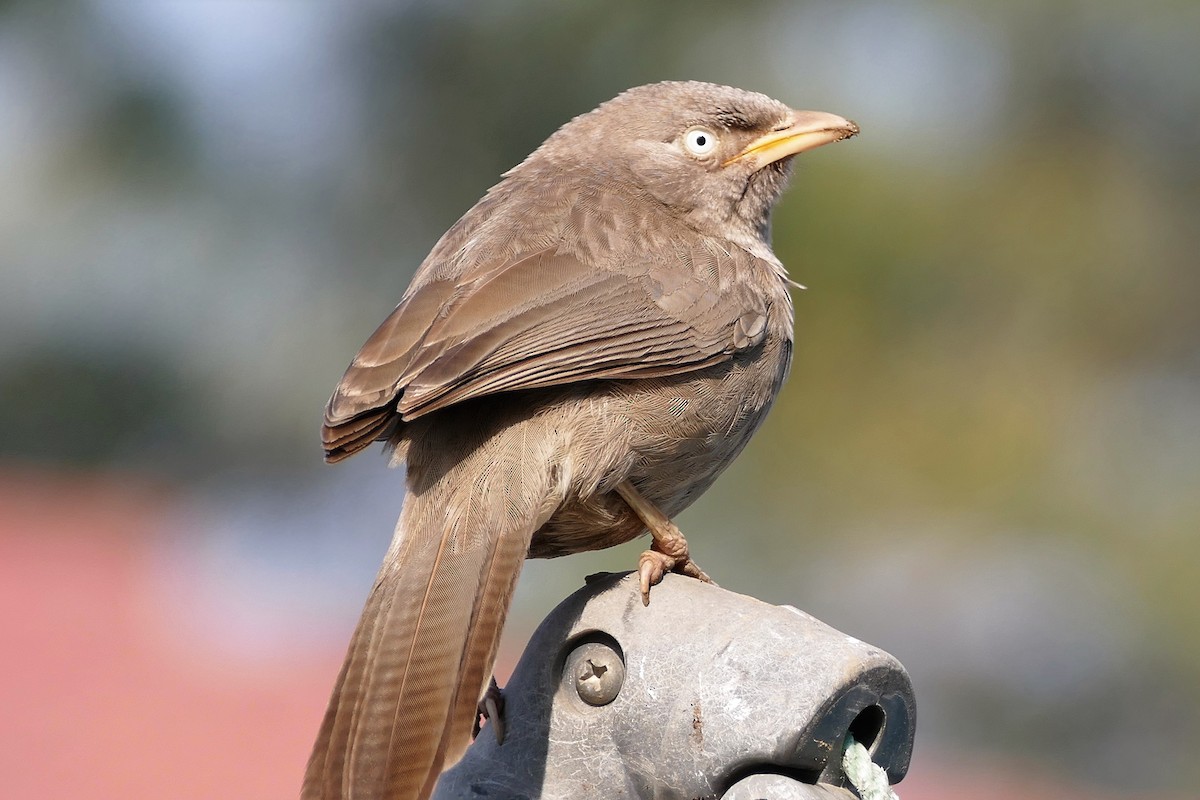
[[2, 1, 1198, 798]]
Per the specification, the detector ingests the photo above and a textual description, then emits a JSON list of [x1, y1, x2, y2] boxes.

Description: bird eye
[[682, 127, 719, 157]]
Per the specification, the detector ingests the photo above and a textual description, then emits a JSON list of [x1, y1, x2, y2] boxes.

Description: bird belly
[[527, 336, 789, 558]]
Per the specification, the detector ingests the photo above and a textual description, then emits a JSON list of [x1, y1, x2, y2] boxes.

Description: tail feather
[[375, 542, 490, 794], [303, 546, 400, 797], [303, 458, 560, 800], [304, 538, 409, 797], [429, 504, 544, 776], [304, 525, 490, 799]]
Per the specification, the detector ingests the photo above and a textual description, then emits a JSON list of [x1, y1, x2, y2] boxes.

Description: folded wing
[[322, 244, 769, 461]]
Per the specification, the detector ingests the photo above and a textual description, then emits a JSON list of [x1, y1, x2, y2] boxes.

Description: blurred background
[[2, 1, 1197, 798]]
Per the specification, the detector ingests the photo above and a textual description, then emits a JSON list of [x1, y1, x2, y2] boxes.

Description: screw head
[[565, 641, 624, 706]]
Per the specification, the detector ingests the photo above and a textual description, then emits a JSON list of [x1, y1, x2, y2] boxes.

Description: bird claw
[[638, 551, 669, 605], [637, 549, 716, 606], [473, 677, 506, 744], [615, 479, 717, 605]]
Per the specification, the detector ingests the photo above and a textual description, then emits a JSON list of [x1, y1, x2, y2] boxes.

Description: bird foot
[[615, 479, 717, 606], [637, 546, 715, 606], [473, 676, 506, 744]]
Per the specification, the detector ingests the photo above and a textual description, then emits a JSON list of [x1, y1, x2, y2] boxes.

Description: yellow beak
[[724, 110, 859, 169]]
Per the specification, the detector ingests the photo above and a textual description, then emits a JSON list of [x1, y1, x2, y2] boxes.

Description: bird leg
[[473, 676, 505, 744], [614, 479, 715, 606]]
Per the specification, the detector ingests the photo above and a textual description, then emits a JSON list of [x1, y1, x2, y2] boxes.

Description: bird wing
[[322, 243, 774, 460]]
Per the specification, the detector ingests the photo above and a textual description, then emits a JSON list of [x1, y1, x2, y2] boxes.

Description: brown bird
[[303, 81, 857, 800]]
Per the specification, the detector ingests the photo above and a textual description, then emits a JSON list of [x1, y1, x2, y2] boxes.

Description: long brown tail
[[303, 437, 562, 800]]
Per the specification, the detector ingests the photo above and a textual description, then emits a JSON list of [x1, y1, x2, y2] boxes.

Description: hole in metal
[[848, 704, 885, 751]]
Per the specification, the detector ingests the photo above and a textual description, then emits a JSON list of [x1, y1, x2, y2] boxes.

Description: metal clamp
[[435, 572, 915, 799]]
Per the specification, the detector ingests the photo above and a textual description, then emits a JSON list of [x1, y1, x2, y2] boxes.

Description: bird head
[[519, 81, 858, 245]]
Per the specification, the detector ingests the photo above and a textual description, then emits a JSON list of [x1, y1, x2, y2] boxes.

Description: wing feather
[[323, 243, 770, 460]]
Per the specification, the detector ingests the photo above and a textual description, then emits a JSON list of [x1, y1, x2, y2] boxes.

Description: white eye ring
[[682, 127, 719, 157]]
